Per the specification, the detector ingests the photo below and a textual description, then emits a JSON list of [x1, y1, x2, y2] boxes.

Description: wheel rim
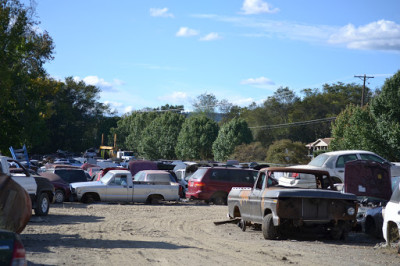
[[41, 197, 49, 212], [55, 191, 64, 203]]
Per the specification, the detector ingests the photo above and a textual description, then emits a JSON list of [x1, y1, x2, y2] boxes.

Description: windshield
[[100, 171, 115, 183], [308, 154, 329, 167]]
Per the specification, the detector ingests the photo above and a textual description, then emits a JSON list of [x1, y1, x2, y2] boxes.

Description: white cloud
[[176, 27, 199, 37], [74, 76, 122, 92], [200, 32, 222, 41], [241, 76, 275, 88], [158, 91, 189, 103], [241, 0, 279, 15], [329, 20, 400, 51], [150, 8, 174, 18]]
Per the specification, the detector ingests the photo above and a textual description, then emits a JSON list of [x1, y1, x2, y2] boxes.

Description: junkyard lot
[[22, 203, 399, 266]]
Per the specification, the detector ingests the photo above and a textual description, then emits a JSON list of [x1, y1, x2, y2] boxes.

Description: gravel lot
[[21, 201, 400, 266]]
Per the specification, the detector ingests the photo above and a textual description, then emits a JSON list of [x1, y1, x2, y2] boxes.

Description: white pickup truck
[[0, 156, 54, 216], [70, 170, 180, 204]]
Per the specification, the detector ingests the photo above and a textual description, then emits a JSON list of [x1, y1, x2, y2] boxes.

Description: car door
[[247, 172, 266, 223], [105, 174, 129, 201], [334, 154, 358, 180]]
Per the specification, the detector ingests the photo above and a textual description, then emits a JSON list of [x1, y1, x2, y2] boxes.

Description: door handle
[[338, 170, 344, 173]]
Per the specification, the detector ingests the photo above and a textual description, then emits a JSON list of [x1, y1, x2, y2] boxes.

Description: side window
[[210, 170, 228, 181], [336, 154, 357, 168], [229, 170, 254, 183], [112, 175, 127, 185], [360, 154, 385, 163], [255, 172, 266, 190]]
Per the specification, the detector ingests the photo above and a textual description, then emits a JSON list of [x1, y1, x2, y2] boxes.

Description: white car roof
[[321, 150, 376, 156]]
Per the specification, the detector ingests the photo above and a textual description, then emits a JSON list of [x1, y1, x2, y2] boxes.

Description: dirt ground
[[21, 201, 400, 266]]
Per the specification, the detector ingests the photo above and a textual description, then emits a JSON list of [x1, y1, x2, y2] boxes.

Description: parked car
[[292, 150, 400, 183], [382, 181, 400, 244], [0, 229, 27, 266], [358, 206, 384, 239], [70, 169, 180, 204], [43, 167, 89, 202], [92, 167, 127, 181], [186, 167, 258, 205], [40, 172, 72, 203], [228, 167, 358, 240]]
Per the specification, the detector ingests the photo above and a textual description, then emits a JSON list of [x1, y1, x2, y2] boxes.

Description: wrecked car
[[227, 167, 358, 240]]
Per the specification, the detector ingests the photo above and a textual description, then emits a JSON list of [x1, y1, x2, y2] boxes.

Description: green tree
[[0, 0, 54, 153], [330, 104, 383, 154], [212, 118, 253, 161], [175, 115, 219, 160], [370, 70, 400, 160], [265, 139, 309, 165], [139, 112, 185, 160], [230, 142, 267, 162], [46, 77, 112, 152]]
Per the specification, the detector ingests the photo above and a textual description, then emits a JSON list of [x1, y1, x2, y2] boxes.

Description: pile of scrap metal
[[0, 173, 32, 233]]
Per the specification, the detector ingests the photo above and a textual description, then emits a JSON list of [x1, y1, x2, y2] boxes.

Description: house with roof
[[305, 138, 333, 155]]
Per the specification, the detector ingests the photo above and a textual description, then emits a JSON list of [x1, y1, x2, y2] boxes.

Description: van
[[186, 167, 257, 205]]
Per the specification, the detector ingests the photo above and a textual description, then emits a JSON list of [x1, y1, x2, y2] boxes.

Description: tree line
[[2, 0, 400, 163]]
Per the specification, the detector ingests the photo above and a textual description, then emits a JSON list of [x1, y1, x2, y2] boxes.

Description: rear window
[[190, 168, 208, 180], [54, 169, 87, 183]]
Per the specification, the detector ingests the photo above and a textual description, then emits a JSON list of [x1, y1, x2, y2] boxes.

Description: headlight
[[347, 207, 355, 216]]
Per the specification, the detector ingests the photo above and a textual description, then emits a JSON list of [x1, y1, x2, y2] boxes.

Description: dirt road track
[[21, 202, 400, 265]]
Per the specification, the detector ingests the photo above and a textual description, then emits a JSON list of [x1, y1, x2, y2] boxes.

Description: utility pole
[[354, 74, 374, 107]]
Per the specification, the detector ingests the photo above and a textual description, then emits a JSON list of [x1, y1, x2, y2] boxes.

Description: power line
[[354, 74, 374, 107], [248, 117, 336, 130]]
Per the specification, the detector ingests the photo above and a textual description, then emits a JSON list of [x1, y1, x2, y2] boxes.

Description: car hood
[[345, 160, 392, 201], [70, 181, 103, 188]]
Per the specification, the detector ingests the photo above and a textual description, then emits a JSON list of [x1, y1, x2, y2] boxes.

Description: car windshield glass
[[100, 171, 115, 183], [190, 168, 208, 180], [308, 154, 329, 167]]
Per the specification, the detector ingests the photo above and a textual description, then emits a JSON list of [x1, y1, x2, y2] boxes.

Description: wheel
[[83, 194, 95, 204], [34, 193, 50, 216], [212, 194, 227, 205], [148, 195, 163, 205], [330, 221, 349, 240], [388, 223, 400, 243], [54, 189, 65, 203], [238, 219, 247, 232], [262, 213, 279, 240]]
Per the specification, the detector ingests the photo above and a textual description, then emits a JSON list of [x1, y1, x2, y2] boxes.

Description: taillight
[[12, 238, 27, 266], [193, 182, 205, 188], [291, 173, 299, 179]]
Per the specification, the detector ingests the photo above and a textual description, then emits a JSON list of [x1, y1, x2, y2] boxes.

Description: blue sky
[[29, 0, 400, 114]]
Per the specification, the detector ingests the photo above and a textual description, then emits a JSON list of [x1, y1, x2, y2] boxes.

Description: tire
[[330, 221, 349, 240], [34, 193, 50, 216], [388, 223, 400, 243], [148, 195, 163, 205], [262, 213, 278, 240], [54, 189, 65, 204], [83, 194, 95, 204], [212, 194, 227, 205], [238, 219, 246, 232]]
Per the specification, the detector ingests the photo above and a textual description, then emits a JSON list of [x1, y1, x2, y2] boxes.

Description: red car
[[92, 167, 128, 181], [186, 167, 257, 205]]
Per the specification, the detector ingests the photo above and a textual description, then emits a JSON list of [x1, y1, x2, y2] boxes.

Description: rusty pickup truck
[[227, 167, 358, 240]]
